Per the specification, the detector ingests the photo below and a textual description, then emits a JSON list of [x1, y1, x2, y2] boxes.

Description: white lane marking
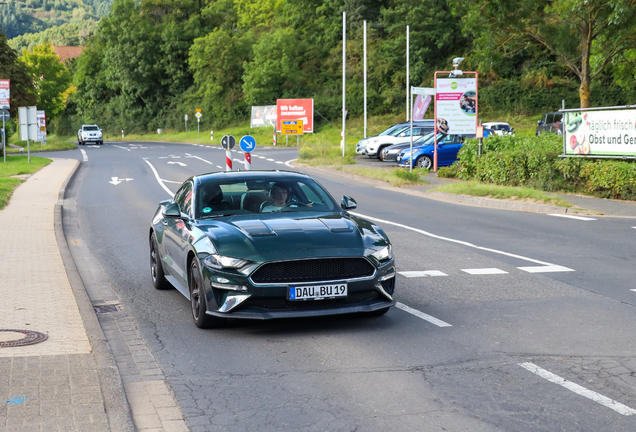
[[462, 268, 508, 275], [266, 158, 275, 161], [108, 177, 133, 185], [285, 158, 298, 168], [352, 212, 556, 266], [395, 303, 452, 327], [170, 155, 181, 158], [113, 145, 131, 151], [188, 155, 214, 165], [518, 265, 575, 273], [632, 227, 636, 229], [518, 362, 636, 416], [160, 179, 181, 184], [217, 165, 224, 170], [257, 156, 266, 159], [143, 159, 174, 198], [275, 161, 284, 164], [167, 161, 187, 166], [80, 149, 88, 162], [631, 289, 636, 292], [399, 271, 448, 277], [548, 214, 597, 221], [158, 157, 167, 159]]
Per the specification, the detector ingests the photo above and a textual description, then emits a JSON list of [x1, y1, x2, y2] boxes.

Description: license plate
[[289, 283, 347, 301]]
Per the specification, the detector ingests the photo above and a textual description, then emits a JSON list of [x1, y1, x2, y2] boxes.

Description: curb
[[54, 160, 136, 432]]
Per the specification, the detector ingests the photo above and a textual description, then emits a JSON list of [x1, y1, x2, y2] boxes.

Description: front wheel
[[189, 260, 224, 329], [150, 234, 171, 290], [416, 155, 433, 170]]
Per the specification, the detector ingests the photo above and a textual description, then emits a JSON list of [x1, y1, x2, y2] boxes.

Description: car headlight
[[204, 254, 249, 270], [371, 245, 393, 262], [98, 131, 103, 136], [82, 133, 88, 137]]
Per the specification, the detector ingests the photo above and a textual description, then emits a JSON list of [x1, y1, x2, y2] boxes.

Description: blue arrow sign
[[239, 135, 256, 153]]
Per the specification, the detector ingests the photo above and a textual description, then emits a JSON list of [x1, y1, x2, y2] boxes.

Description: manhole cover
[[0, 329, 48, 348]]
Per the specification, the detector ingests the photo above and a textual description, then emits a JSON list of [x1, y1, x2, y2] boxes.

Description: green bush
[[436, 165, 459, 178], [393, 167, 425, 182], [556, 158, 636, 200]]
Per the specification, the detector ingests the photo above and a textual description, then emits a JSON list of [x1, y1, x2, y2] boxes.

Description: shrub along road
[[46, 142, 636, 431]]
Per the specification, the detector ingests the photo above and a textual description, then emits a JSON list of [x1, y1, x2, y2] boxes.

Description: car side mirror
[[341, 196, 357, 211], [537, 120, 542, 125], [164, 202, 180, 217]]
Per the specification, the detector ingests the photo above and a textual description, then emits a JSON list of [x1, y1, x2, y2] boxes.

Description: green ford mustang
[[149, 170, 396, 328]]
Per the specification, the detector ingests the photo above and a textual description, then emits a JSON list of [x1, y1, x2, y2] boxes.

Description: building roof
[[52, 46, 86, 61]]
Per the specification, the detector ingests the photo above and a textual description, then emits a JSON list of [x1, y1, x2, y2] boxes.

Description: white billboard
[[251, 105, 277, 128], [435, 78, 477, 135], [564, 109, 636, 156]]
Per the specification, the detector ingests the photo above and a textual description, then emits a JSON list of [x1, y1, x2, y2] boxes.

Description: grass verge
[[7, 134, 76, 152], [0, 155, 51, 209], [340, 166, 428, 187], [431, 180, 573, 207]]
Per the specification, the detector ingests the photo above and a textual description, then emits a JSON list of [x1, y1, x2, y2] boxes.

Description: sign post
[[195, 109, 202, 138], [19, 106, 38, 164], [221, 134, 236, 171], [434, 71, 478, 172], [210, 130, 213, 142], [0, 109, 9, 163], [239, 135, 256, 171]]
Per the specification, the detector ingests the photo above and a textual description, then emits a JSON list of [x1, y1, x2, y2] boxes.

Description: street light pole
[[342, 11, 346, 158]]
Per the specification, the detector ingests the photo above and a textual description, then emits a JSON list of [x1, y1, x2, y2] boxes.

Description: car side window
[[553, 113, 563, 123], [546, 114, 554, 124], [175, 183, 193, 217]]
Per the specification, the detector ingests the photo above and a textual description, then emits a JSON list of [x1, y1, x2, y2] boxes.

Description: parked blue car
[[396, 131, 492, 169]]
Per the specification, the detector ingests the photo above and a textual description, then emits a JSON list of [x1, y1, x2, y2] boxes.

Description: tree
[[452, 0, 636, 108], [19, 42, 72, 119], [0, 30, 37, 118]]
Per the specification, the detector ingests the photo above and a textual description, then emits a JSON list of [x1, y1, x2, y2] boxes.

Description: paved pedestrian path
[[0, 159, 109, 431]]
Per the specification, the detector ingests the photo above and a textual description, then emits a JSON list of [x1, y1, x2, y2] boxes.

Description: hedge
[[451, 134, 636, 200]]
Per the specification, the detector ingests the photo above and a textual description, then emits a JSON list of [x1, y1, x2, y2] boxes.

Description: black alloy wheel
[[150, 234, 171, 290], [189, 260, 223, 329], [416, 155, 433, 170]]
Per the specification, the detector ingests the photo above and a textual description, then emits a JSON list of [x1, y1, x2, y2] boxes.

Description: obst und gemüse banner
[[564, 109, 636, 156]]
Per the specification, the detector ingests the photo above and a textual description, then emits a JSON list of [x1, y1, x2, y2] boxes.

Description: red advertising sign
[[0, 80, 10, 109], [276, 99, 314, 133]]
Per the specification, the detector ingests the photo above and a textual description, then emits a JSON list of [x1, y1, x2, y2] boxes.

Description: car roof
[[82, 124, 99, 127], [192, 170, 312, 184]]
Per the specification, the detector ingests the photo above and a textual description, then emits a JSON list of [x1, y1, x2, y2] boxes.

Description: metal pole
[[406, 25, 409, 122], [410, 86, 413, 173], [185, 119, 187, 138], [197, 119, 200, 138], [433, 72, 438, 172], [364, 20, 367, 138], [478, 119, 483, 157], [27, 138, 30, 164], [2, 117, 5, 163], [342, 11, 346, 157]]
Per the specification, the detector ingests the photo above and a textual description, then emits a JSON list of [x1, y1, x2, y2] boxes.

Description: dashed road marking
[[399, 271, 448, 278], [216, 165, 223, 170], [548, 214, 597, 221], [462, 268, 508, 275], [266, 158, 275, 161], [395, 303, 452, 327], [518, 362, 636, 416], [518, 265, 575, 273], [275, 161, 284, 164]]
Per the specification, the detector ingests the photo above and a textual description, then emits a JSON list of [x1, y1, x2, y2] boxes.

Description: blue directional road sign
[[239, 135, 256, 153]]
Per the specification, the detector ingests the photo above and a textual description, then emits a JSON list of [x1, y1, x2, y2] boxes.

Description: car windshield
[[379, 124, 406, 136], [195, 176, 338, 219], [84, 126, 99, 131]]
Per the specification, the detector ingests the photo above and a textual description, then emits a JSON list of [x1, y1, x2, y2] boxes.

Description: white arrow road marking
[[395, 303, 452, 327], [548, 214, 597, 221], [109, 177, 133, 185], [80, 149, 88, 162], [167, 161, 187, 166], [518, 362, 636, 416], [113, 145, 131, 151], [399, 271, 448, 278], [188, 155, 214, 165]]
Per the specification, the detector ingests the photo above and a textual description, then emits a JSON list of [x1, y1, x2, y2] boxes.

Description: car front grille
[[250, 258, 375, 284]]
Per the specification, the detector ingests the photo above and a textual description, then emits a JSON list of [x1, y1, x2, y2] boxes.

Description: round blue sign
[[239, 135, 256, 153]]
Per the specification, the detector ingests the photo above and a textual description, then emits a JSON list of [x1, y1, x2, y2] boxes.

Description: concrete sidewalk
[[0, 159, 134, 431]]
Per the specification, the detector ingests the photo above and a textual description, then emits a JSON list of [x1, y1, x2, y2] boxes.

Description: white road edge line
[[352, 212, 555, 266], [518, 362, 636, 416], [395, 302, 452, 327], [80, 149, 88, 162], [548, 214, 597, 221], [143, 159, 174, 198]]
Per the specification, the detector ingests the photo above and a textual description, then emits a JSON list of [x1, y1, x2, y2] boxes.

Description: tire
[[78, 139, 83, 145], [416, 155, 433, 170], [189, 259, 223, 329], [376, 146, 387, 160], [150, 234, 171, 290], [366, 307, 390, 317]]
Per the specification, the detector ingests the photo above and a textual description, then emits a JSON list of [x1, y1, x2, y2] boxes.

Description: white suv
[[78, 125, 103, 145]]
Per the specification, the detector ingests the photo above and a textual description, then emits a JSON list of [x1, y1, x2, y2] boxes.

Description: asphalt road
[[51, 141, 636, 431]]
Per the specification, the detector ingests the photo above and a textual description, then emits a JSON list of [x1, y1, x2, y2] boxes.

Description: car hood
[[197, 212, 389, 261]]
